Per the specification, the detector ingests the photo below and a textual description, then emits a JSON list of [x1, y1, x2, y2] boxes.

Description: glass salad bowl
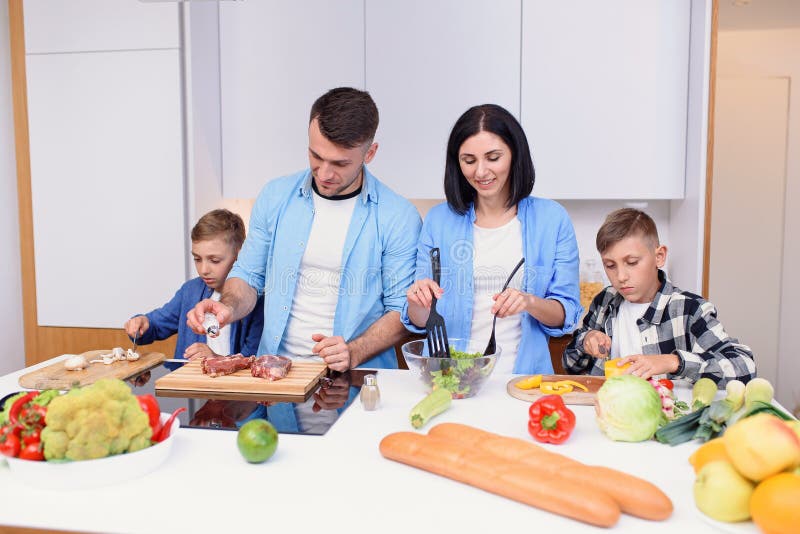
[[401, 338, 500, 399]]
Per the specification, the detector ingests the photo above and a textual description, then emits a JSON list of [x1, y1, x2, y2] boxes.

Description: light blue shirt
[[229, 167, 422, 369], [401, 197, 582, 374]]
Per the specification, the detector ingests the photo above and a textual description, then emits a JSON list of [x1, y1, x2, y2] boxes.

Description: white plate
[[6, 412, 179, 490], [695, 506, 758, 533]]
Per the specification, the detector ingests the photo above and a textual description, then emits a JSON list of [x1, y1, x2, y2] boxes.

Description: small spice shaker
[[360, 374, 380, 411], [203, 312, 220, 338]]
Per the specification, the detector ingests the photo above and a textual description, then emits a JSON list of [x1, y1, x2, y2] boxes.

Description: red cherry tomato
[[22, 427, 41, 446], [18, 442, 45, 461], [0, 433, 21, 458], [658, 379, 674, 390]]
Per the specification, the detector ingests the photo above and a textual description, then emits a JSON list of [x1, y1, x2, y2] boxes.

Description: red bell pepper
[[528, 394, 576, 444], [7, 391, 39, 426], [137, 394, 162, 439], [153, 407, 186, 443]]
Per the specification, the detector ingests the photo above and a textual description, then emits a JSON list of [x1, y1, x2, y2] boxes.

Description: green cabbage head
[[595, 375, 664, 442]]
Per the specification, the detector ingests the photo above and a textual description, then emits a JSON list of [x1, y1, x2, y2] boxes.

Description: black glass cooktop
[[125, 363, 373, 436]]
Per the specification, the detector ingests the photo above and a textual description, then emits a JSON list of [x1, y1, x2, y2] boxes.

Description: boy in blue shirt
[[124, 209, 264, 359], [563, 208, 755, 387]]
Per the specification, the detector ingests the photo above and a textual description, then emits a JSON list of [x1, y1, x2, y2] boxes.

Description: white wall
[[717, 29, 800, 412], [0, 1, 26, 375]]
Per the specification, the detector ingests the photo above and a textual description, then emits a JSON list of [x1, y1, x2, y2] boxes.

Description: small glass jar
[[580, 259, 605, 311], [360, 374, 380, 411]]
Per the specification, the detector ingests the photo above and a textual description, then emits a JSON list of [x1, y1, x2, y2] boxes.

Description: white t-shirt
[[610, 299, 651, 358], [280, 192, 358, 359], [206, 291, 232, 356], [468, 217, 524, 375]]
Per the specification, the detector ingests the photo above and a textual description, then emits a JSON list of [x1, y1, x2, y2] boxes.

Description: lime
[[237, 419, 278, 463]]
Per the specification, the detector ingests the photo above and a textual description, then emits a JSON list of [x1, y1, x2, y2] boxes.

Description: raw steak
[[251, 355, 293, 381], [201, 354, 255, 378]]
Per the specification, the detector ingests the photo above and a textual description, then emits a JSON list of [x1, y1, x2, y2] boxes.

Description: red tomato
[[658, 379, 674, 390], [22, 427, 41, 446], [18, 442, 44, 461], [0, 433, 21, 457]]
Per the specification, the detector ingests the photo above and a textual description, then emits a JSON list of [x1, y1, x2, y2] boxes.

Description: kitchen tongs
[[483, 257, 525, 356], [426, 248, 450, 358]]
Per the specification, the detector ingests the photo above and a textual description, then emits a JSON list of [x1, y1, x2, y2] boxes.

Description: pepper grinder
[[360, 374, 380, 411], [203, 313, 220, 338]]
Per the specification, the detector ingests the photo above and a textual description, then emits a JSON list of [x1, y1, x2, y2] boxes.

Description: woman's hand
[[406, 278, 443, 309], [491, 288, 531, 318], [184, 343, 217, 361], [617, 354, 680, 380], [583, 329, 612, 358], [124, 316, 149, 338]]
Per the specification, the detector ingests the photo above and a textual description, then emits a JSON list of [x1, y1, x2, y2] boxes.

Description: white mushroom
[[64, 355, 89, 371], [126, 349, 140, 361]]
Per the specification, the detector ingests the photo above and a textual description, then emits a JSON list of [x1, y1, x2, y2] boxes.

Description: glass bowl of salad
[[401, 338, 500, 399]]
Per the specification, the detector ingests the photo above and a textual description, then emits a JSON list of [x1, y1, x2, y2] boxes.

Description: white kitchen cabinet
[[521, 0, 690, 199], [219, 0, 364, 199], [26, 49, 186, 328], [23, 0, 178, 54], [365, 0, 521, 199]]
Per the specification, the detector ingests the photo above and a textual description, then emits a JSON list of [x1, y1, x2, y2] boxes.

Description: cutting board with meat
[[506, 374, 606, 405], [154, 358, 328, 402], [18, 351, 166, 390]]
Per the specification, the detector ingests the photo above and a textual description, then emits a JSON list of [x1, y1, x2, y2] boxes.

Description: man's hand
[[312, 375, 350, 412], [124, 316, 149, 338], [184, 342, 217, 361], [583, 329, 612, 358], [311, 334, 351, 372], [187, 298, 234, 335], [616, 354, 680, 380]]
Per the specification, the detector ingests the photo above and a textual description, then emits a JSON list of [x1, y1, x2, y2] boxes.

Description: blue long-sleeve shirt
[[228, 168, 422, 369], [401, 197, 582, 374], [134, 277, 264, 359]]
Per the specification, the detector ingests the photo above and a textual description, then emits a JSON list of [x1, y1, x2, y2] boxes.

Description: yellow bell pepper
[[540, 381, 574, 395], [538, 380, 589, 395], [515, 375, 543, 390]]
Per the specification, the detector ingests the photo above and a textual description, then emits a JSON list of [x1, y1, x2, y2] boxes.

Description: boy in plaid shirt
[[563, 208, 755, 387]]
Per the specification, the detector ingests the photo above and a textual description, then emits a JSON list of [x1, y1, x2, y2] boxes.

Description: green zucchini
[[410, 388, 452, 429]]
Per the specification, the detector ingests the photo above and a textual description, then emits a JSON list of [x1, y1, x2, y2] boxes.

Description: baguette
[[380, 432, 621, 528], [429, 423, 673, 521]]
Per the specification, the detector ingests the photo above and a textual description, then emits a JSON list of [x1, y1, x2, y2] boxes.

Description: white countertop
[[0, 358, 741, 534]]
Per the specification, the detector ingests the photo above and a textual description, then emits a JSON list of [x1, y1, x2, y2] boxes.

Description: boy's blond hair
[[596, 208, 659, 254], [190, 209, 245, 250]]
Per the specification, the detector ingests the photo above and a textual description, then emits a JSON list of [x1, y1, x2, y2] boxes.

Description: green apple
[[694, 460, 754, 522]]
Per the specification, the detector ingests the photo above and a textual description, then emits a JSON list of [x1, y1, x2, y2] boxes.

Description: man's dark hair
[[309, 87, 379, 148], [444, 104, 535, 215]]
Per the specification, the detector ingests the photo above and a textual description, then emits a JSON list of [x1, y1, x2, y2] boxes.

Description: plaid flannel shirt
[[563, 270, 756, 387]]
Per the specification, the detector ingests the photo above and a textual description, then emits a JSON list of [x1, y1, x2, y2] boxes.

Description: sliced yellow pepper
[[540, 381, 574, 395], [538, 380, 589, 395], [556, 380, 589, 392], [515, 374, 543, 390]]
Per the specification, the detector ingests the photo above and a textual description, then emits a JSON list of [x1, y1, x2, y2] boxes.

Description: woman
[[403, 104, 581, 374]]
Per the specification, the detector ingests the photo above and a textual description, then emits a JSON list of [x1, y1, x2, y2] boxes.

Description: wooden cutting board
[[18, 350, 167, 390], [507, 374, 606, 405], [154, 359, 328, 401]]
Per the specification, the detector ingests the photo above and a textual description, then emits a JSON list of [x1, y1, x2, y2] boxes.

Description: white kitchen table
[[0, 356, 742, 534]]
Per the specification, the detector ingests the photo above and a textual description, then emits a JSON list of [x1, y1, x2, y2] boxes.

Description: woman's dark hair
[[444, 104, 534, 215], [309, 87, 379, 149]]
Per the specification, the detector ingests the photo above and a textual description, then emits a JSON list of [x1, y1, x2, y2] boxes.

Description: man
[[188, 87, 421, 371]]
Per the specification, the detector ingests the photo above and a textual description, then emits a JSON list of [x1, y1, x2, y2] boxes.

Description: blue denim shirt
[[134, 277, 264, 359], [228, 167, 422, 369], [401, 197, 582, 374]]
